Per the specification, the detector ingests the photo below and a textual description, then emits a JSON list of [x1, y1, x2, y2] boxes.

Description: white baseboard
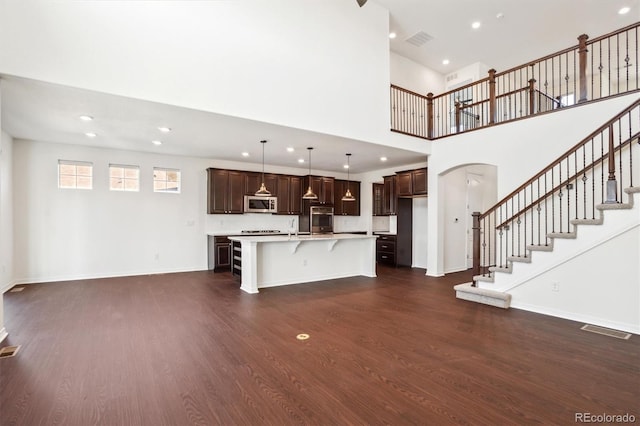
[[511, 300, 640, 335], [2, 279, 17, 294], [0, 327, 8, 344], [13, 266, 206, 285]]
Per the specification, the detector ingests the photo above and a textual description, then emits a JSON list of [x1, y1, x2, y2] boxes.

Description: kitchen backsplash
[[372, 215, 397, 234], [206, 214, 299, 234], [206, 213, 369, 234]]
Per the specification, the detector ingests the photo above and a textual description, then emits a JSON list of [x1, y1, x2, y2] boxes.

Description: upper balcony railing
[[390, 22, 640, 140]]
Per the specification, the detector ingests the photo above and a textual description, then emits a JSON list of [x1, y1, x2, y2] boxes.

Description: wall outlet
[[551, 282, 560, 292], [303, 259, 307, 266], [186, 220, 195, 227], [154, 253, 160, 261]]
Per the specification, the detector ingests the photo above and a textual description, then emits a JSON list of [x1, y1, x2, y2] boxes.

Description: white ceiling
[[1, 0, 637, 174], [0, 75, 425, 174], [378, 0, 639, 75]]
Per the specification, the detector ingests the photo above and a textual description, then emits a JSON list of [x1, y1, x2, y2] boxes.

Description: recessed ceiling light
[[151, 140, 162, 146], [442, 59, 450, 65], [343, 164, 349, 169], [496, 12, 504, 19], [471, 21, 481, 29], [158, 126, 172, 133], [389, 32, 397, 39], [79, 115, 93, 121], [380, 156, 387, 162], [241, 152, 249, 157], [298, 158, 305, 163], [286, 147, 294, 152], [85, 132, 97, 138], [618, 6, 630, 14]]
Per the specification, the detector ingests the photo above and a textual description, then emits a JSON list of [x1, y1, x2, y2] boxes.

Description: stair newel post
[[605, 124, 619, 203], [472, 212, 481, 279], [488, 69, 497, 125], [426, 92, 434, 139], [528, 78, 537, 115], [577, 34, 589, 103], [455, 100, 462, 133]]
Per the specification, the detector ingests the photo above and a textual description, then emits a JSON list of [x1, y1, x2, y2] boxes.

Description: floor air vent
[[0, 345, 21, 358], [9, 287, 25, 293], [581, 324, 631, 340]]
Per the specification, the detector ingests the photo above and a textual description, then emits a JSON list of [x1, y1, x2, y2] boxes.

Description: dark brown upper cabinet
[[372, 183, 384, 216], [396, 168, 427, 197], [303, 176, 334, 205], [207, 168, 245, 214], [276, 175, 302, 215], [383, 175, 397, 215], [245, 172, 278, 196], [334, 179, 361, 216]]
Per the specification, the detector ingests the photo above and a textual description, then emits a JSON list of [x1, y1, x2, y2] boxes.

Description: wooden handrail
[[495, 132, 640, 229], [390, 84, 430, 100], [480, 98, 640, 220]]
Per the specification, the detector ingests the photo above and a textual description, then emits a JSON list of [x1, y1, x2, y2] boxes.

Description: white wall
[[13, 138, 408, 283], [0, 81, 12, 341], [510, 223, 640, 334], [0, 0, 394, 146], [412, 197, 428, 268], [390, 52, 445, 95], [426, 92, 640, 277]]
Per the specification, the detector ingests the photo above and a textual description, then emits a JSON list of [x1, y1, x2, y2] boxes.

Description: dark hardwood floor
[[1, 266, 638, 425]]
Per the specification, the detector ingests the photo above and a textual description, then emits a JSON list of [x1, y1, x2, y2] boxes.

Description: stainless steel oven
[[310, 206, 334, 234]]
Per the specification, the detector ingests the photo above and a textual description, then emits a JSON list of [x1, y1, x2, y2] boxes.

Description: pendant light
[[341, 153, 356, 201], [255, 140, 271, 196], [302, 147, 318, 200]]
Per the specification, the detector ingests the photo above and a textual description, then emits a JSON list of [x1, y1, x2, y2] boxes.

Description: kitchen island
[[228, 234, 377, 293]]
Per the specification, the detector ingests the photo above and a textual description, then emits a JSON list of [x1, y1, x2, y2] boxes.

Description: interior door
[[466, 173, 483, 268]]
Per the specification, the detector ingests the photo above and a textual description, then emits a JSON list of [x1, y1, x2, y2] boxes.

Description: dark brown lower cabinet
[[232, 240, 242, 279], [208, 236, 231, 272], [376, 234, 397, 266]]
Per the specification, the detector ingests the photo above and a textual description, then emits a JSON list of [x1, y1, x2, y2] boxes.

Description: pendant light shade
[[255, 140, 271, 196], [341, 153, 356, 202], [302, 147, 318, 200], [356, 0, 367, 7]]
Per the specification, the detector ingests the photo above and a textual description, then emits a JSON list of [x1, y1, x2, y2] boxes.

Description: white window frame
[[109, 164, 140, 192], [153, 167, 181, 193], [58, 160, 93, 189]]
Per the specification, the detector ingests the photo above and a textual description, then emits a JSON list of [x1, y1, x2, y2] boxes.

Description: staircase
[[455, 99, 640, 332]]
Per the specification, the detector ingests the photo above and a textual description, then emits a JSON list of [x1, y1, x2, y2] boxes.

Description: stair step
[[454, 283, 511, 309], [527, 244, 553, 252], [570, 218, 603, 226], [597, 202, 633, 210], [624, 187, 640, 194], [548, 232, 577, 239], [473, 274, 495, 283], [507, 256, 531, 263], [489, 265, 512, 273]]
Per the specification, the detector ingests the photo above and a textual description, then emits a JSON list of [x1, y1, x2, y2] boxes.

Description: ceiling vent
[[405, 31, 433, 47]]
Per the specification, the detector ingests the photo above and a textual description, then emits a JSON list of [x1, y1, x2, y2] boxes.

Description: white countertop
[[228, 233, 376, 243]]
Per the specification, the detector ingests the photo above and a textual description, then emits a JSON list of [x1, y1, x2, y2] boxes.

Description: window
[[153, 167, 181, 193], [58, 160, 93, 189], [109, 164, 140, 191]]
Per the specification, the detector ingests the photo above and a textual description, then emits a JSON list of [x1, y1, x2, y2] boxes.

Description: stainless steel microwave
[[244, 196, 278, 213]]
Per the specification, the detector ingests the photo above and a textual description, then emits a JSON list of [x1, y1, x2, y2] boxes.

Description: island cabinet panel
[[383, 175, 397, 215], [334, 179, 361, 216], [372, 183, 384, 216], [276, 175, 302, 215], [207, 168, 244, 214], [303, 176, 334, 205], [245, 172, 278, 196]]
